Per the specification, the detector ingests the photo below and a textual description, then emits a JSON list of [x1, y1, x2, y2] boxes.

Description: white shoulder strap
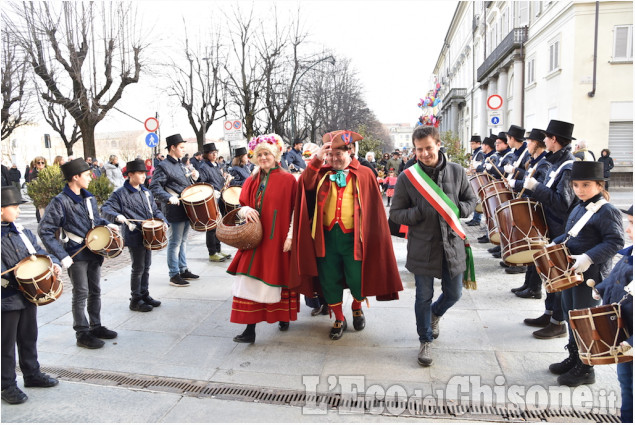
[[84, 197, 95, 227], [567, 199, 608, 238], [143, 190, 154, 216], [513, 150, 528, 168], [545, 160, 574, 188], [14, 223, 37, 255]]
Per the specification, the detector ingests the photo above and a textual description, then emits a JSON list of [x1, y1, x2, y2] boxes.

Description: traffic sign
[[144, 117, 159, 132], [487, 95, 503, 110], [487, 110, 502, 127], [145, 133, 159, 148], [224, 119, 243, 141]]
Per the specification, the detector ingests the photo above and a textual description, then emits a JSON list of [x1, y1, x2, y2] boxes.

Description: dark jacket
[[199, 160, 225, 191], [101, 181, 166, 248], [229, 164, 251, 187], [527, 145, 576, 239], [190, 156, 202, 171], [1, 165, 12, 186], [286, 148, 306, 170], [489, 148, 514, 178], [512, 151, 550, 191], [8, 168, 21, 183], [553, 194, 624, 282], [38, 185, 110, 264], [472, 147, 485, 163], [598, 156, 614, 178], [2, 223, 61, 310], [357, 156, 378, 177], [595, 246, 633, 347], [389, 156, 478, 278], [475, 150, 496, 173], [149, 155, 194, 223]]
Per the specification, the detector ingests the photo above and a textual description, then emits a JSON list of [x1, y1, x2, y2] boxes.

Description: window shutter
[[614, 26, 629, 59]]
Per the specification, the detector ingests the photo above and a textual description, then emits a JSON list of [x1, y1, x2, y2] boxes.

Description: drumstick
[[586, 279, 601, 299], [70, 244, 89, 259], [517, 168, 537, 199], [179, 189, 203, 200], [0, 255, 39, 276], [486, 158, 505, 179]]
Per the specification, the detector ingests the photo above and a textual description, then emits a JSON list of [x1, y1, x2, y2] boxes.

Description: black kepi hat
[[61, 158, 91, 180], [507, 125, 525, 141], [527, 128, 546, 143], [544, 120, 576, 141], [203, 143, 218, 153], [166, 134, 186, 148], [470, 135, 482, 143], [234, 147, 247, 158], [1, 186, 27, 207], [125, 159, 148, 175], [570, 161, 605, 181]]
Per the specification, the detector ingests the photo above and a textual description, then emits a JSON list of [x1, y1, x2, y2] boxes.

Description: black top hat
[[1, 186, 27, 207], [470, 135, 482, 143], [496, 132, 508, 143], [507, 125, 525, 141], [61, 158, 91, 180], [234, 147, 248, 157], [166, 134, 186, 148], [545, 120, 576, 141], [621, 205, 633, 216], [125, 159, 148, 175], [570, 161, 605, 181], [527, 128, 546, 143], [203, 143, 218, 153], [482, 137, 495, 149]]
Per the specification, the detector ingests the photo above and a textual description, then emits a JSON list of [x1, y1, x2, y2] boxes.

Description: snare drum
[[479, 181, 513, 245], [86, 225, 124, 258], [533, 243, 584, 293], [569, 304, 633, 366], [496, 198, 549, 265], [221, 186, 242, 213], [181, 183, 219, 231], [141, 218, 168, 250], [469, 173, 491, 213], [14, 255, 63, 305]]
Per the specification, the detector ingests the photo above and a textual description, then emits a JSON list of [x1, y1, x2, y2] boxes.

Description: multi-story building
[[385, 123, 415, 151], [434, 1, 632, 183]]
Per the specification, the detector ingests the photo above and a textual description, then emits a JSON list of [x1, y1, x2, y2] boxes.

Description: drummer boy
[[2, 186, 60, 404], [38, 158, 119, 349], [102, 159, 167, 312]]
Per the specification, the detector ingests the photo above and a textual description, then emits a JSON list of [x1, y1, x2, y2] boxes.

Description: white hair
[[365, 151, 375, 161]]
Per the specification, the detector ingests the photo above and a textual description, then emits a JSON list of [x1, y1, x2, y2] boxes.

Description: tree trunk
[[80, 123, 96, 159]]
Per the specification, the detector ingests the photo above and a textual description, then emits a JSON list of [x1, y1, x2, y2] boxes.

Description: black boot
[[511, 283, 528, 293], [557, 358, 595, 387], [549, 343, 579, 375], [143, 294, 161, 307], [233, 324, 256, 343], [278, 321, 289, 331], [524, 313, 551, 327], [129, 297, 153, 312]]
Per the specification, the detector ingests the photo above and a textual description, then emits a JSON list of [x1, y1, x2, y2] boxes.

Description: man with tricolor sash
[[390, 126, 477, 367]]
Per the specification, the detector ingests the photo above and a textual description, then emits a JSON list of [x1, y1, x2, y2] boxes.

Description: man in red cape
[[290, 130, 403, 340]]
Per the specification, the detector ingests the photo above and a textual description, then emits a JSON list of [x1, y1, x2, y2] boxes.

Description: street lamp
[[290, 55, 336, 144]]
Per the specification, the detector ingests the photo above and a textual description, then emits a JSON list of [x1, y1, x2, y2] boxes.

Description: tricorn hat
[[544, 120, 576, 141], [482, 137, 495, 149], [234, 147, 248, 158], [166, 134, 186, 148], [1, 186, 27, 207], [61, 158, 91, 180], [322, 130, 363, 150], [202, 143, 218, 153], [125, 159, 148, 175], [570, 161, 605, 181], [507, 125, 525, 141], [527, 128, 546, 143], [470, 135, 482, 143]]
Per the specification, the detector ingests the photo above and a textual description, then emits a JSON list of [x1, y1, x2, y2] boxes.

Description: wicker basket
[[216, 208, 263, 250]]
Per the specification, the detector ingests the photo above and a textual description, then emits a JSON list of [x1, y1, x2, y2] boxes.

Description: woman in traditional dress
[[227, 134, 299, 343]]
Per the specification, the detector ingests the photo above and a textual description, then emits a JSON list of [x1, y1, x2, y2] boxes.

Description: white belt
[[166, 188, 179, 197], [60, 229, 84, 244]]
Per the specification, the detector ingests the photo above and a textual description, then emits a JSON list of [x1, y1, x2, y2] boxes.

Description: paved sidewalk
[[2, 189, 632, 422]]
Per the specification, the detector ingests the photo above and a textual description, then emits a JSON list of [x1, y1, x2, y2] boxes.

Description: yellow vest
[[323, 175, 354, 232]]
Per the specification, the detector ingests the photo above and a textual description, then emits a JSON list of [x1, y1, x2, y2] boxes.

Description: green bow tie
[[329, 170, 347, 188]]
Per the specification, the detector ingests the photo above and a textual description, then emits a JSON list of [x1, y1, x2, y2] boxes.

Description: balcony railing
[[477, 27, 528, 82]]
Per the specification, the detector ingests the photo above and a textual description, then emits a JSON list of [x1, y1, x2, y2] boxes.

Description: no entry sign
[[487, 95, 503, 110], [144, 117, 159, 132]]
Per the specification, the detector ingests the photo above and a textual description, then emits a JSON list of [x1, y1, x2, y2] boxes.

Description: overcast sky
[[100, 0, 458, 139]]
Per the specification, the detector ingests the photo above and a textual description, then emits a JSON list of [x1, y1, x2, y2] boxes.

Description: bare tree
[[35, 86, 81, 156], [4, 2, 145, 158], [1, 29, 31, 141], [167, 25, 227, 151]]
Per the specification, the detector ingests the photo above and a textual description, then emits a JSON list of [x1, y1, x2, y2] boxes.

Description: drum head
[[142, 219, 164, 229], [16, 256, 51, 279], [87, 226, 113, 250], [223, 187, 241, 205], [182, 184, 214, 203]]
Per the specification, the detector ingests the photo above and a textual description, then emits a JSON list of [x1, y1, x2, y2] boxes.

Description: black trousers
[[1, 304, 40, 389], [206, 228, 221, 255], [129, 246, 152, 299]]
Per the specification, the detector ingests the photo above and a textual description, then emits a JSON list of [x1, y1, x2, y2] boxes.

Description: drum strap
[[85, 197, 95, 228], [143, 191, 154, 216], [545, 160, 574, 188], [14, 223, 37, 255], [513, 149, 529, 169], [567, 199, 608, 239]]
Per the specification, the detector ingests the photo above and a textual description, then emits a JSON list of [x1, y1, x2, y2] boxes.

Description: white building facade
[[434, 1, 632, 181]]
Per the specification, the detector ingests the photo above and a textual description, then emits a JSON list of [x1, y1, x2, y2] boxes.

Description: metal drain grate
[[33, 366, 620, 422]]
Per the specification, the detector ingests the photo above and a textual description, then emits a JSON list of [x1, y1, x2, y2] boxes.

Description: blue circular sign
[[145, 133, 159, 148], [491, 116, 500, 125]]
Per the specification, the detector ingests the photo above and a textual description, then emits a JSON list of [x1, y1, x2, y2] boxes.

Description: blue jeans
[[167, 220, 189, 277], [472, 212, 482, 221], [617, 362, 633, 423], [414, 258, 463, 343]]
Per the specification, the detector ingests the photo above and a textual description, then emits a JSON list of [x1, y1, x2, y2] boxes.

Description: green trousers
[[316, 225, 362, 304]]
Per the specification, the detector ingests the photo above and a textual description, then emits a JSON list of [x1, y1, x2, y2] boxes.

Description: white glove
[[61, 256, 73, 269], [504, 164, 514, 174], [485, 163, 493, 171], [107, 223, 120, 231], [191, 169, 199, 181], [116, 214, 127, 224], [126, 221, 136, 232], [168, 196, 180, 205], [546, 241, 556, 248], [611, 341, 633, 356], [214, 190, 221, 199], [570, 253, 593, 274], [523, 177, 539, 191], [508, 179, 516, 187]]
